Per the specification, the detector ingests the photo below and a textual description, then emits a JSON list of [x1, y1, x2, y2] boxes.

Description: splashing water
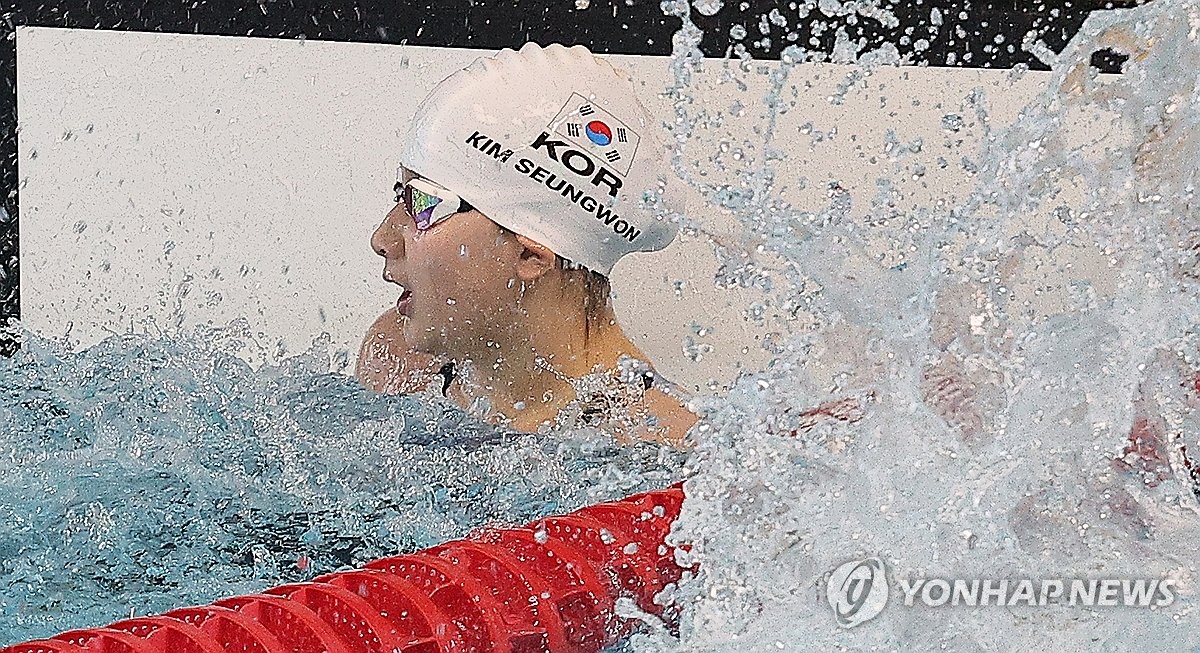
[[633, 0, 1200, 649], [3, 1, 1199, 650], [0, 320, 684, 642]]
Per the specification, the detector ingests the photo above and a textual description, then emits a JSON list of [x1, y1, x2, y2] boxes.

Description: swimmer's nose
[[371, 210, 406, 260]]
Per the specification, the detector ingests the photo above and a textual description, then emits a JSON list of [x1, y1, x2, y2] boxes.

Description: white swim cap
[[401, 42, 677, 276]]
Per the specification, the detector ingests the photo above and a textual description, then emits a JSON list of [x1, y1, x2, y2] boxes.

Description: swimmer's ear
[[513, 234, 556, 281]]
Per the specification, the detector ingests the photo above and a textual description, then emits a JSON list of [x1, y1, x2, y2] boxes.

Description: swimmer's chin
[[355, 307, 440, 395]]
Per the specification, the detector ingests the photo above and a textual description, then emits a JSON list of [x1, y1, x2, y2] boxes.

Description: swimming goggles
[[394, 168, 475, 231]]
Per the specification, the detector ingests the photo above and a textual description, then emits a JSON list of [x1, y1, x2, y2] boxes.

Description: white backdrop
[[17, 27, 1087, 391]]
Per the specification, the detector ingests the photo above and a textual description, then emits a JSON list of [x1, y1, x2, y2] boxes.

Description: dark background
[[0, 0, 1151, 354]]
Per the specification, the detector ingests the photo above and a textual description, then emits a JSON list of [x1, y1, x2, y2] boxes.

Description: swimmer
[[357, 43, 696, 445]]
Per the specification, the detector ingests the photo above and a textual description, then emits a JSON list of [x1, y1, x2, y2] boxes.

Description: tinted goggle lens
[[393, 173, 472, 231]]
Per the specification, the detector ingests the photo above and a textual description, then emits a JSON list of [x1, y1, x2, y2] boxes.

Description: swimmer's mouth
[[397, 288, 413, 316], [384, 271, 412, 317]]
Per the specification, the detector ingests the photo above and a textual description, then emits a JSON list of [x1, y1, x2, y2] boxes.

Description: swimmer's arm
[[637, 388, 698, 447]]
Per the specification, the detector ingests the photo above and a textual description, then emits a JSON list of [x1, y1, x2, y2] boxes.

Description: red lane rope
[[4, 485, 687, 653]]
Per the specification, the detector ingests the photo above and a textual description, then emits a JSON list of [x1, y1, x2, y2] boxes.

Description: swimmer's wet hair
[[560, 259, 612, 323]]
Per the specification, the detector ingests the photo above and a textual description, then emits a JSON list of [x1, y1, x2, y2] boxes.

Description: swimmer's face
[[370, 172, 526, 357]]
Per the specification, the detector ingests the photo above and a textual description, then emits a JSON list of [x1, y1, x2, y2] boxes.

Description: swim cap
[[401, 42, 677, 276]]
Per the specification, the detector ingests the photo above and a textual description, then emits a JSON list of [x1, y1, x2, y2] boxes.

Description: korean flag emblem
[[552, 92, 640, 177]]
